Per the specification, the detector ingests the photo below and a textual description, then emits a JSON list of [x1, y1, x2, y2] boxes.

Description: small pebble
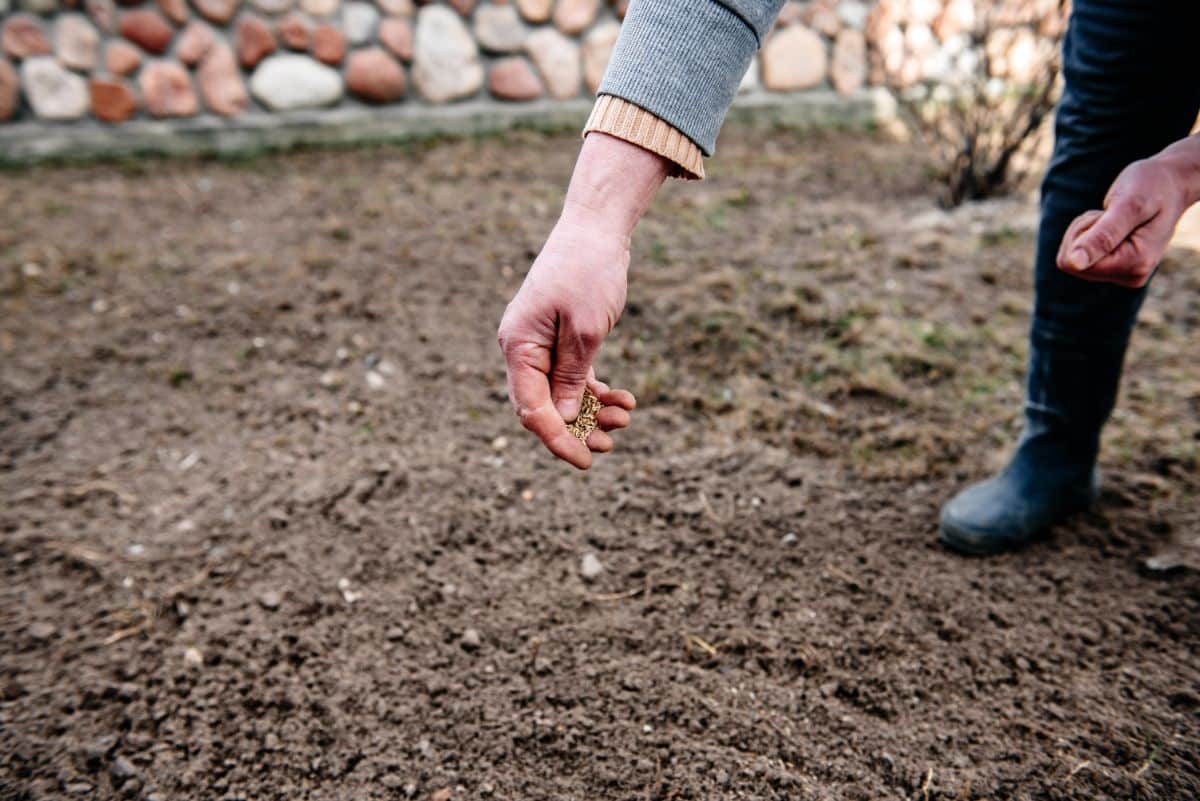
[[110, 756, 138, 781], [781, 532, 798, 545], [365, 370, 386, 389], [460, 628, 482, 651], [580, 553, 604, 580], [259, 591, 281, 610], [490, 435, 508, 452], [27, 622, 57, 640], [183, 647, 204, 666]]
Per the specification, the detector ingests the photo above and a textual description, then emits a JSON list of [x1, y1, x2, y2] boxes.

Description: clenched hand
[[497, 133, 669, 469], [1058, 135, 1200, 288]]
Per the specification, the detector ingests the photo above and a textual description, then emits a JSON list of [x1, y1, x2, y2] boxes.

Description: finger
[[596, 406, 631, 431], [587, 379, 637, 411], [1064, 197, 1155, 271], [1056, 210, 1102, 269], [550, 321, 603, 423], [586, 430, 614, 453], [505, 344, 593, 469]]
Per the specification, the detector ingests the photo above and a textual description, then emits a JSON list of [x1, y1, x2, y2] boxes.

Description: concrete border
[[0, 90, 897, 166]]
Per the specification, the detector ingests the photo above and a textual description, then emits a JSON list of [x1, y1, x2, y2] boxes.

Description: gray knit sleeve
[[597, 0, 786, 156]]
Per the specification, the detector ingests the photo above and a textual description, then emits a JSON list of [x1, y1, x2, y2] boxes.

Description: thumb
[[549, 322, 602, 422], [1064, 197, 1149, 272]]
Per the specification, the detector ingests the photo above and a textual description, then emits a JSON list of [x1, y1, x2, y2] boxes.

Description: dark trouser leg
[[941, 1, 1200, 554]]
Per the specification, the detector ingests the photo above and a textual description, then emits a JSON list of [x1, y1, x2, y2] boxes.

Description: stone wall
[[0, 0, 1059, 135]]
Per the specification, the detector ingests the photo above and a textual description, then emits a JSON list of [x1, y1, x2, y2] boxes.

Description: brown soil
[[1, 128, 1198, 801]]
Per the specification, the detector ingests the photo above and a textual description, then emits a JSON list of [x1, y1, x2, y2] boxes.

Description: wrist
[[1154, 134, 1200, 208], [561, 132, 669, 238]]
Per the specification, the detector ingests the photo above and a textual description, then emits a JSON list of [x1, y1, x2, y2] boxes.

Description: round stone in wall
[[378, 17, 411, 61], [105, 40, 141, 74], [412, 5, 482, 103], [55, 14, 100, 71], [310, 24, 346, 64], [139, 60, 198, 117], [475, 4, 526, 54], [299, 0, 339, 18], [3, 15, 52, 60], [21, 56, 89, 120], [487, 56, 540, 101], [831, 27, 865, 95], [177, 20, 215, 65], [277, 14, 312, 50], [515, 0, 551, 25], [119, 9, 174, 55], [376, 0, 413, 16], [89, 77, 137, 122], [236, 15, 277, 68], [86, 0, 116, 34], [581, 20, 618, 94], [157, 0, 189, 26], [250, 53, 343, 110], [0, 58, 18, 121], [762, 25, 827, 91], [199, 42, 249, 116], [342, 2, 380, 44], [524, 27, 579, 100], [552, 0, 599, 37], [194, 0, 239, 25], [345, 47, 406, 102]]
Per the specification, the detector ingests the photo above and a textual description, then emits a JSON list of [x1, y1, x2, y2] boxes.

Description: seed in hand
[[567, 388, 602, 443]]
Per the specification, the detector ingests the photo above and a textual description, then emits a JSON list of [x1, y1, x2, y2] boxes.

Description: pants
[[1024, 0, 1200, 457]]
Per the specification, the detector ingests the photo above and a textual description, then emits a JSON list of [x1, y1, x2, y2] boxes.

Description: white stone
[[581, 20, 618, 94], [474, 4, 527, 53], [761, 26, 827, 92], [837, 0, 868, 30], [413, 5, 483, 103], [343, 1, 380, 44], [524, 27, 579, 100], [249, 54, 343, 110], [376, 0, 413, 16], [55, 14, 99, 71], [580, 553, 604, 580], [21, 57, 88, 119]]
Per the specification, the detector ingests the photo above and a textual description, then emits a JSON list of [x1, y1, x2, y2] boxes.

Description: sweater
[[583, 0, 787, 180]]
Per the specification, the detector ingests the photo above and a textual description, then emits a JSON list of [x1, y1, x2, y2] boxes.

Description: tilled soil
[[1, 128, 1198, 801]]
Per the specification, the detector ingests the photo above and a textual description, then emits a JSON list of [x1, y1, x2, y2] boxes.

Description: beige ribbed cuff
[[583, 94, 705, 181]]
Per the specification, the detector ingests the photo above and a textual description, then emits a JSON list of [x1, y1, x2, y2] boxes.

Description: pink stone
[[105, 40, 141, 74], [761, 26, 827, 91], [193, 0, 239, 25], [831, 28, 865, 95], [803, 0, 841, 37], [581, 21, 617, 94], [119, 10, 174, 55], [345, 47, 406, 103], [89, 77, 137, 122], [378, 17, 412, 61], [277, 14, 311, 50], [177, 21, 215, 66], [156, 0, 189, 25], [445, 0, 475, 15], [552, 0, 599, 36], [487, 56, 540, 100], [3, 16, 52, 60], [310, 24, 345, 64], [87, 0, 117, 34], [0, 58, 17, 121], [514, 0, 549, 24], [139, 60, 197, 117], [56, 14, 100, 71], [236, 15, 277, 68], [198, 42, 248, 116]]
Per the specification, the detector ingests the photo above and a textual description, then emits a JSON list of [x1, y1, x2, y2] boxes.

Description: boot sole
[[938, 518, 1042, 556]]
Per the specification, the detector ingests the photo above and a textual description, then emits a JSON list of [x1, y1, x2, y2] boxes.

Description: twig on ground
[[1065, 760, 1090, 781], [684, 634, 718, 657], [921, 767, 933, 801]]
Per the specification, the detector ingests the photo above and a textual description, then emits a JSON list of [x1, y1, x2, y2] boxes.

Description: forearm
[[561, 132, 670, 237], [1154, 133, 1200, 207]]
